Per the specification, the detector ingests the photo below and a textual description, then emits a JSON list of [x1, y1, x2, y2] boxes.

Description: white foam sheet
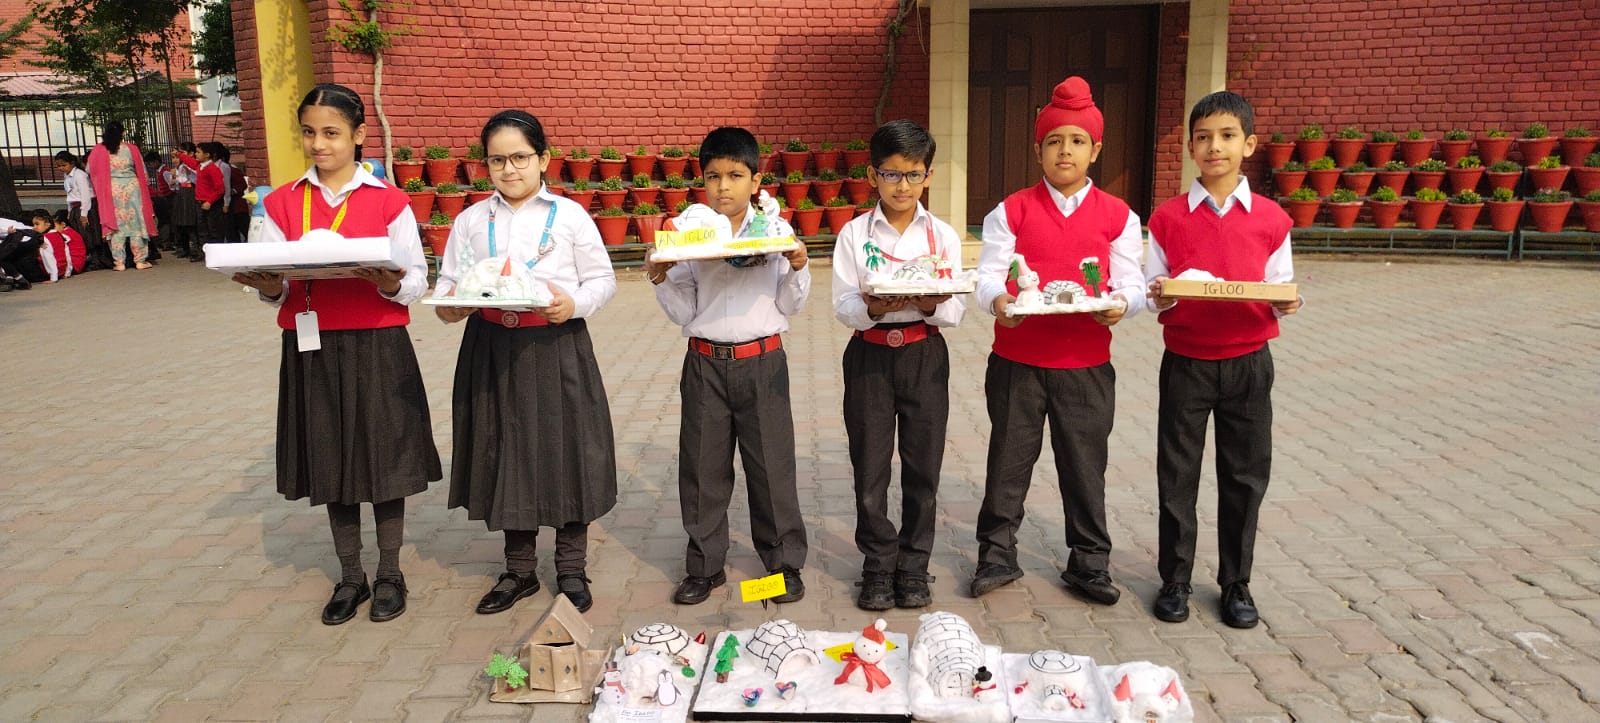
[[864, 272, 978, 297], [586, 638, 709, 723], [1001, 653, 1112, 723], [690, 629, 911, 721], [1004, 295, 1125, 317], [907, 643, 1009, 723], [204, 236, 399, 279]]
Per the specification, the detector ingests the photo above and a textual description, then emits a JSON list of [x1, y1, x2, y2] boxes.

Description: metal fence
[[1, 104, 178, 188]]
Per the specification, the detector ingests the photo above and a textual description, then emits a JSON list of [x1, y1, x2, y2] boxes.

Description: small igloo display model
[[907, 611, 1010, 723], [1001, 648, 1113, 723], [745, 619, 824, 679], [1103, 661, 1192, 723], [864, 254, 977, 296], [1003, 253, 1126, 317], [586, 623, 709, 723], [690, 620, 913, 721], [425, 255, 554, 310]]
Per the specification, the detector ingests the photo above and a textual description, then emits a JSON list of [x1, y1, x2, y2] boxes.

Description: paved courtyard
[[2, 255, 1599, 722]]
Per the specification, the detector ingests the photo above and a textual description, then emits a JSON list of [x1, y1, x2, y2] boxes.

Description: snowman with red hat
[[834, 619, 892, 692]]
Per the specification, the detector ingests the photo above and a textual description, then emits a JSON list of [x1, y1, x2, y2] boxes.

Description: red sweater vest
[[1147, 193, 1292, 360], [265, 180, 413, 331], [196, 163, 225, 204], [993, 182, 1131, 369]]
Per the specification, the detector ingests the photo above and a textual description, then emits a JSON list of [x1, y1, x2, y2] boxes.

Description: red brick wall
[[256, 0, 928, 170], [1152, 3, 1190, 200]]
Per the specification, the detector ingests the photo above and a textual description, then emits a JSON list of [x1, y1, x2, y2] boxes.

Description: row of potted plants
[[1271, 152, 1600, 199], [1264, 124, 1597, 170], [1282, 186, 1600, 233]]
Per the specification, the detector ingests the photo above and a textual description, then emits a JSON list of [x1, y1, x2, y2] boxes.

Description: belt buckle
[[885, 328, 905, 348], [501, 311, 521, 328], [712, 344, 735, 360]]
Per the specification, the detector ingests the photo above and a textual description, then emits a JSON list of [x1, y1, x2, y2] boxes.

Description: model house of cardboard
[[489, 595, 611, 704]]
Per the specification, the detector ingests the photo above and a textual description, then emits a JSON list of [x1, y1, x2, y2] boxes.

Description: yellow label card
[[740, 572, 788, 602], [652, 226, 719, 249]]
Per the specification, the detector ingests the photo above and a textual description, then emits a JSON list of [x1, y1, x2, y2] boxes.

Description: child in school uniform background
[[233, 83, 442, 627], [969, 76, 1145, 606], [641, 126, 812, 607], [433, 109, 619, 616], [1145, 90, 1301, 630], [195, 142, 228, 258], [829, 119, 965, 611]]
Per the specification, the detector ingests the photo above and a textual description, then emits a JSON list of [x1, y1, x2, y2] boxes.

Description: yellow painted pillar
[[1181, 0, 1230, 185], [252, 0, 316, 187], [928, 0, 973, 245]]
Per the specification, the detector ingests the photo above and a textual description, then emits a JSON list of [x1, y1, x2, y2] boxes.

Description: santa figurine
[[834, 619, 892, 692]]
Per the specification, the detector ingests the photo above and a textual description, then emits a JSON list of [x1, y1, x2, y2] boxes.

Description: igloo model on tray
[[690, 618, 912, 722], [1003, 254, 1126, 317], [204, 229, 400, 279], [863, 255, 977, 296], [587, 623, 711, 723], [423, 256, 554, 311], [906, 611, 1010, 723], [647, 212, 798, 263], [1155, 268, 1298, 303]]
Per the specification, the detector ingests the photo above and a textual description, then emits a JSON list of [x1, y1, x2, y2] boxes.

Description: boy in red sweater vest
[[1145, 91, 1302, 629], [970, 77, 1145, 605]]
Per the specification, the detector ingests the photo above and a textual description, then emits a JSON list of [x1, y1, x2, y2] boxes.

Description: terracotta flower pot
[[1446, 202, 1483, 231], [1365, 142, 1397, 167], [780, 180, 811, 208], [405, 190, 436, 223], [687, 158, 702, 179], [814, 150, 841, 175], [759, 153, 777, 174], [1327, 202, 1362, 229], [544, 157, 564, 183], [822, 206, 854, 234], [854, 206, 873, 217], [1528, 201, 1573, 233], [1437, 140, 1472, 167], [425, 158, 460, 186], [780, 208, 795, 224], [1397, 138, 1435, 167], [596, 189, 627, 211], [1559, 137, 1598, 168], [1410, 170, 1445, 193], [1263, 142, 1295, 169], [1285, 199, 1321, 227], [1409, 199, 1446, 230], [1515, 138, 1558, 166], [392, 160, 425, 187], [1273, 170, 1307, 196], [466, 189, 494, 205], [1295, 138, 1330, 164], [1305, 169, 1341, 197], [593, 214, 630, 246], [791, 207, 824, 236], [1475, 136, 1513, 165], [1341, 171, 1376, 196], [1484, 170, 1522, 193], [1373, 170, 1410, 195], [690, 187, 709, 205], [633, 213, 666, 245], [565, 158, 594, 183], [1367, 199, 1407, 229], [1445, 167, 1484, 195], [843, 178, 872, 205], [1330, 138, 1365, 168], [659, 188, 689, 211], [1576, 200, 1600, 232], [659, 157, 689, 178], [629, 187, 661, 208], [1526, 166, 1570, 192], [545, 185, 566, 198], [779, 150, 811, 176], [761, 183, 780, 201], [842, 149, 870, 170], [627, 154, 656, 179], [420, 224, 451, 256], [1485, 199, 1525, 232], [565, 189, 596, 212], [810, 179, 844, 205], [461, 159, 488, 183], [597, 159, 626, 182], [1573, 167, 1600, 196], [435, 192, 468, 220]]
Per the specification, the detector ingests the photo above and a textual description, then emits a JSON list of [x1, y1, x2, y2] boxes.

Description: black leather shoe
[[475, 572, 540, 615], [1221, 581, 1259, 629], [969, 563, 1023, 597], [673, 571, 726, 605], [894, 571, 934, 609], [771, 569, 805, 604], [855, 572, 895, 611], [1153, 582, 1192, 623], [1061, 568, 1121, 605], [370, 577, 407, 622], [557, 574, 593, 613], [321, 579, 370, 625]]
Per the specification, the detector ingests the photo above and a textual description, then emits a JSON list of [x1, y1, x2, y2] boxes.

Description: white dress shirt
[[974, 179, 1144, 320], [65, 168, 94, 206], [258, 165, 429, 307], [1144, 177, 1297, 315], [432, 185, 617, 319], [653, 203, 810, 343], [831, 203, 966, 330]]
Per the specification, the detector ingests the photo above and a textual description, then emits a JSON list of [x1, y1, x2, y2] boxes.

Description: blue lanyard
[[488, 199, 558, 269]]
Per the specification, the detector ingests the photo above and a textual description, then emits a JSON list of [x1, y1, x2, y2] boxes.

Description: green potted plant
[[659, 146, 688, 178], [402, 176, 435, 223], [629, 173, 660, 207], [1576, 189, 1600, 233], [822, 195, 854, 234], [423, 144, 459, 186], [1485, 186, 1525, 232], [1517, 123, 1557, 166], [1576, 152, 1600, 197], [462, 143, 488, 182], [759, 171, 779, 199], [545, 147, 564, 184], [671, 199, 691, 219], [758, 141, 776, 174], [392, 145, 425, 186], [842, 138, 870, 170], [776, 196, 793, 223], [598, 146, 626, 179], [1484, 159, 1522, 193], [844, 163, 872, 204], [1305, 156, 1340, 196], [780, 138, 812, 176], [1326, 187, 1363, 228], [433, 181, 467, 220], [596, 175, 627, 211], [1409, 186, 1449, 230], [811, 168, 843, 205], [1476, 128, 1512, 165], [690, 176, 709, 205], [1367, 185, 1407, 229], [1263, 131, 1295, 168], [1295, 125, 1328, 164], [1284, 186, 1322, 228], [659, 173, 689, 211], [630, 201, 665, 244], [1438, 129, 1473, 167], [1330, 126, 1365, 167], [566, 147, 594, 184], [1560, 127, 1597, 168], [1527, 188, 1573, 233], [1412, 158, 1448, 193], [1341, 161, 1376, 196], [814, 141, 840, 176], [593, 205, 630, 246], [1375, 160, 1410, 195], [627, 144, 656, 179], [1446, 189, 1484, 231], [790, 197, 823, 236], [1397, 129, 1434, 167], [420, 210, 451, 256], [1272, 159, 1307, 196], [1446, 155, 1484, 194], [855, 196, 878, 217], [467, 175, 495, 204], [566, 178, 595, 212], [1527, 153, 1569, 192], [1366, 130, 1399, 167], [780, 170, 810, 207], [686, 146, 702, 179]]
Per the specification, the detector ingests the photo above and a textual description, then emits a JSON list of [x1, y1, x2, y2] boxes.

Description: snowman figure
[[1010, 254, 1042, 308], [833, 619, 892, 692], [600, 660, 626, 706]]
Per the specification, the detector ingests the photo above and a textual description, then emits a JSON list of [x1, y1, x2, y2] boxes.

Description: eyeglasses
[[874, 168, 930, 185], [486, 153, 539, 171]]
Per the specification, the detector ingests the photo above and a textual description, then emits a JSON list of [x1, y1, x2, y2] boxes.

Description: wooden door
[[968, 7, 1158, 226]]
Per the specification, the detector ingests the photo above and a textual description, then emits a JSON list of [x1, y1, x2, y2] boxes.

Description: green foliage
[[393, 146, 414, 161], [427, 210, 450, 225], [662, 174, 687, 189], [1405, 129, 1425, 140], [858, 197, 879, 208], [1414, 187, 1449, 202], [1487, 160, 1521, 173], [632, 173, 653, 188], [1585, 190, 1600, 203], [1443, 129, 1471, 141], [1298, 125, 1324, 141], [434, 182, 459, 194], [548, 147, 563, 158], [1278, 160, 1305, 172], [1370, 130, 1398, 143], [486, 654, 528, 690], [471, 176, 493, 191], [1307, 156, 1337, 171], [661, 146, 686, 158], [599, 146, 622, 161], [1531, 188, 1572, 203], [1490, 186, 1516, 202], [1415, 159, 1448, 172], [1537, 155, 1564, 170], [191, 0, 236, 93], [1371, 186, 1400, 202], [328, 0, 412, 56], [1329, 188, 1359, 203], [632, 202, 661, 215], [632, 144, 649, 156], [1345, 161, 1369, 173], [569, 147, 590, 159], [402, 177, 426, 192], [817, 168, 840, 182], [424, 145, 451, 160], [1383, 160, 1409, 171], [466, 143, 485, 160], [599, 176, 624, 191], [690, 177, 704, 188], [1450, 190, 1482, 205], [1522, 123, 1550, 139], [1270, 132, 1286, 144], [1485, 128, 1508, 138], [825, 196, 852, 207], [571, 179, 590, 191], [1287, 187, 1320, 202], [845, 139, 869, 151], [1455, 155, 1482, 169], [1564, 126, 1591, 138], [797, 198, 817, 210], [785, 139, 808, 152], [687, 146, 700, 158], [596, 206, 626, 217], [1336, 126, 1363, 140], [784, 170, 804, 183], [820, 141, 835, 151], [675, 199, 691, 213], [760, 172, 777, 185], [849, 163, 870, 179], [1586, 152, 1600, 168], [758, 142, 774, 154]]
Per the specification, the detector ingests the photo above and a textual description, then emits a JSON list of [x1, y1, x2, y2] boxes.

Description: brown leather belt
[[855, 323, 938, 348], [689, 334, 782, 360]]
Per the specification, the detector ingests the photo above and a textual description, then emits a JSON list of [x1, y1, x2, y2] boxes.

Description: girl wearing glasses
[[432, 110, 618, 615]]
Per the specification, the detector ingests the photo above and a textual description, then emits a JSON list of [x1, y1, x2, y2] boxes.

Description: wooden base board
[[1160, 279, 1298, 303]]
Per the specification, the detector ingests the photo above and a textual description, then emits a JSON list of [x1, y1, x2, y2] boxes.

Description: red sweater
[[264, 179, 413, 331], [1147, 193, 1292, 360], [993, 182, 1130, 369], [196, 162, 225, 205], [45, 228, 85, 273]]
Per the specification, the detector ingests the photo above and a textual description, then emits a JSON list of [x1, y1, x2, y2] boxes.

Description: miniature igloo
[[1042, 279, 1086, 305], [628, 623, 691, 657], [744, 619, 821, 679], [892, 256, 938, 281], [914, 611, 985, 697]]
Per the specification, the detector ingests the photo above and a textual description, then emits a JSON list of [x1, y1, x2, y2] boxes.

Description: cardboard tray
[[1159, 279, 1298, 303], [204, 238, 400, 280], [423, 297, 550, 312]]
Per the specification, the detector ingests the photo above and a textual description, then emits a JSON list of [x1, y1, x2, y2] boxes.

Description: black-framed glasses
[[486, 153, 539, 171], [875, 168, 930, 185]]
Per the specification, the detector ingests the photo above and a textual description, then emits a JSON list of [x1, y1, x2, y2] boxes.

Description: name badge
[[295, 311, 321, 352]]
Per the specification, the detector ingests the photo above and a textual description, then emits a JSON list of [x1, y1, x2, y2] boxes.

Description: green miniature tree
[[393, 146, 414, 162], [663, 174, 687, 189], [633, 173, 654, 188], [1269, 131, 1286, 144], [632, 144, 649, 156], [572, 178, 590, 191], [569, 147, 590, 159], [1080, 258, 1104, 297], [662, 146, 686, 158], [1490, 186, 1515, 202], [760, 172, 778, 186], [1405, 129, 1425, 140], [486, 653, 529, 690], [849, 163, 870, 179], [1564, 127, 1591, 139], [466, 143, 485, 161], [817, 168, 840, 182], [1523, 123, 1550, 139], [715, 635, 741, 682], [1336, 126, 1363, 140]]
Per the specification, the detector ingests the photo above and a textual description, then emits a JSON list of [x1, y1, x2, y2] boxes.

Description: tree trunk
[[370, 7, 393, 173]]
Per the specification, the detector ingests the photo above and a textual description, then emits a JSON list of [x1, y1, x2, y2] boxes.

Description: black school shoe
[[895, 571, 934, 609], [321, 579, 370, 625], [969, 563, 1023, 597], [370, 577, 407, 622], [855, 572, 895, 611], [476, 572, 540, 615], [557, 574, 593, 613], [1060, 568, 1121, 605], [771, 569, 805, 604], [1220, 581, 1259, 629], [1153, 582, 1192, 623], [673, 571, 726, 605]]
